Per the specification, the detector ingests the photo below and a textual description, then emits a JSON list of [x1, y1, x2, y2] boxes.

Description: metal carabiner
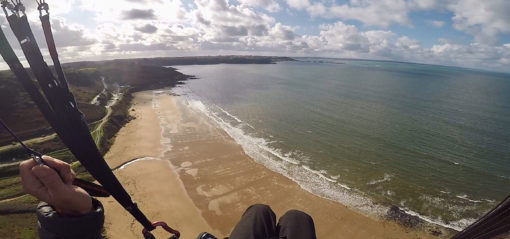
[[15, 1, 24, 14], [35, 0, 48, 16], [31, 153, 44, 165], [1, 0, 14, 17], [5, 0, 24, 16], [142, 221, 180, 239]]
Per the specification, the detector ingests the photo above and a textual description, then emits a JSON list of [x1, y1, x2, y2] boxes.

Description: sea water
[[172, 58, 510, 230]]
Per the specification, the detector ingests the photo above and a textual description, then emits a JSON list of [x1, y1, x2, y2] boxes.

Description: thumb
[[32, 165, 65, 194]]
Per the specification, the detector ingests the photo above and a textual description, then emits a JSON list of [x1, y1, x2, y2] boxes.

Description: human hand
[[19, 156, 92, 216]]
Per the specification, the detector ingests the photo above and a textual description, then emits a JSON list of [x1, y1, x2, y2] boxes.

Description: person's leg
[[277, 210, 317, 239], [229, 204, 278, 239]]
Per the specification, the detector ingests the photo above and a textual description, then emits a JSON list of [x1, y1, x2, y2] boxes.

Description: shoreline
[[177, 89, 459, 235], [99, 90, 440, 238]]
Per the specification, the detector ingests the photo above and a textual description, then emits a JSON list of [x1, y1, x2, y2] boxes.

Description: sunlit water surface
[[172, 58, 510, 230]]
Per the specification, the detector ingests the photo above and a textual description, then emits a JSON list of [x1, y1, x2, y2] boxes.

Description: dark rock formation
[[385, 206, 423, 228]]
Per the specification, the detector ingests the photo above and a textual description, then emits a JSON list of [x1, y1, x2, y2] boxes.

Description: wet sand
[[99, 90, 435, 239], [99, 91, 217, 239]]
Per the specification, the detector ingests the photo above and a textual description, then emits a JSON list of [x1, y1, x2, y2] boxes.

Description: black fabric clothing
[[277, 210, 317, 239], [36, 198, 104, 239], [229, 204, 317, 239], [35, 201, 315, 239]]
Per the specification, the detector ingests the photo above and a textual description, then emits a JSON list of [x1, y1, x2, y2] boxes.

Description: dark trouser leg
[[230, 204, 278, 239], [277, 210, 317, 239]]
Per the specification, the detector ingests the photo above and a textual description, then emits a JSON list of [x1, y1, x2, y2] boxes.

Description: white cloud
[[269, 23, 295, 41], [447, 0, 510, 44], [324, 0, 413, 28], [428, 20, 445, 28], [237, 0, 281, 12], [287, 0, 510, 44], [0, 0, 508, 72], [318, 22, 370, 52], [288, 0, 443, 28], [193, 0, 275, 43], [431, 42, 510, 69], [21, 0, 77, 18], [47, 18, 97, 47], [407, 0, 442, 9], [303, 20, 509, 71], [284, 0, 311, 10], [312, 21, 426, 60], [135, 24, 158, 34]]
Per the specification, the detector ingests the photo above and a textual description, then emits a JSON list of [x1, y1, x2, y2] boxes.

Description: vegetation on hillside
[[0, 56, 291, 239]]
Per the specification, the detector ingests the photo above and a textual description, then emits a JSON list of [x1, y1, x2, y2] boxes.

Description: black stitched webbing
[[1, 7, 154, 231]]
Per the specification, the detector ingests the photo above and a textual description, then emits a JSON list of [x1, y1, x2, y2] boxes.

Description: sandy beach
[[98, 90, 435, 239]]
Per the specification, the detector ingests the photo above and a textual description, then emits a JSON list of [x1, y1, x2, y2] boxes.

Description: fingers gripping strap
[[1, 1, 180, 237]]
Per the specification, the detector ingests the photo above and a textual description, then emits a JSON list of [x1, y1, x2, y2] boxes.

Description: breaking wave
[[180, 94, 384, 217], [367, 174, 393, 185], [169, 86, 482, 231]]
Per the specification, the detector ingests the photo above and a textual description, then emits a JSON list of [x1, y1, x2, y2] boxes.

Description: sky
[[0, 0, 509, 72]]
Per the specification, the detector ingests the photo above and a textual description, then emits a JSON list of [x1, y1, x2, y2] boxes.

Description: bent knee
[[281, 210, 314, 223], [246, 204, 272, 214]]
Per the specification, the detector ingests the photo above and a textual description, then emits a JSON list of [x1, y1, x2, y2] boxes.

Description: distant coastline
[[1, 55, 506, 238]]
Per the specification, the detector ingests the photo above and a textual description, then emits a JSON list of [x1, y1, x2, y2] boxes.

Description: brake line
[[0, 118, 110, 197]]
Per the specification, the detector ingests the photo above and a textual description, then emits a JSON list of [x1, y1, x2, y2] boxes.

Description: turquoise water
[[173, 58, 510, 230]]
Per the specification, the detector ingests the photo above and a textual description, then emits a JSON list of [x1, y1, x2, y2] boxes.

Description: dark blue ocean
[[173, 58, 510, 230]]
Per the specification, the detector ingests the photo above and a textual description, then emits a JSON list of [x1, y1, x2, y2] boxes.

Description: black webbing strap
[[39, 5, 169, 231], [6, 13, 69, 118], [39, 14, 64, 86], [1, 1, 156, 232], [0, 23, 58, 132], [39, 10, 75, 106]]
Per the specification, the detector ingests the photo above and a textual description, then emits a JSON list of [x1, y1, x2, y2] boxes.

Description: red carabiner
[[142, 221, 180, 239]]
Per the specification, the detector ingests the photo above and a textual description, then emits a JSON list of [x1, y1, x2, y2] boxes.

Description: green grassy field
[[0, 56, 286, 238], [0, 59, 192, 238], [0, 213, 38, 239]]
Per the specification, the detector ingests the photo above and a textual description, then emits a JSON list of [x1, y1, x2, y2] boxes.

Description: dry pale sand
[[98, 91, 217, 239], [99, 90, 435, 239]]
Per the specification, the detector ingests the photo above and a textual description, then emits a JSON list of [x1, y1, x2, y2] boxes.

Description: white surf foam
[[302, 165, 337, 183], [367, 173, 393, 185], [400, 207, 476, 231], [173, 87, 479, 231], [182, 96, 385, 217], [217, 107, 243, 123], [456, 195, 482, 203]]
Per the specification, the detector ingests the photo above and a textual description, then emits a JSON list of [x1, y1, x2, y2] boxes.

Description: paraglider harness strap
[[1, 0, 24, 17], [0, 118, 40, 157], [0, 1, 181, 238], [36, 0, 49, 16], [143, 221, 181, 239]]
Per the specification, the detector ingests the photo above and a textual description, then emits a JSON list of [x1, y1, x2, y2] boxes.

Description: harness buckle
[[1, 0, 14, 17], [142, 221, 180, 239], [37, 1, 48, 16]]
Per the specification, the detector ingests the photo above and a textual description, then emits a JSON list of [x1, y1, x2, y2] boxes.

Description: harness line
[[0, 119, 110, 197], [0, 0, 180, 238]]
